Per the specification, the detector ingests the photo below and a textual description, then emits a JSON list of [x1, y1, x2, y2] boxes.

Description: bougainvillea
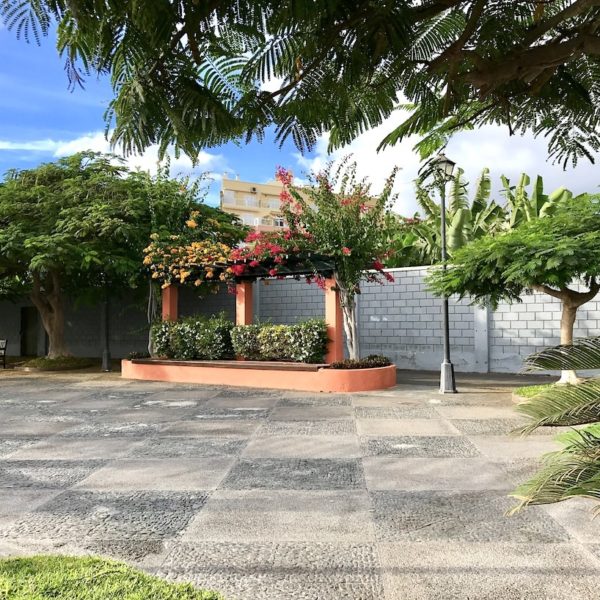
[[275, 159, 398, 359]]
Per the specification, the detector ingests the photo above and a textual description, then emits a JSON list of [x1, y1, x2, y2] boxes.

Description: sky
[[1, 23, 599, 214]]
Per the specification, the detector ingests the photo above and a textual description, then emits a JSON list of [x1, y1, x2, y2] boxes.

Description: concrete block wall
[[256, 279, 324, 324]]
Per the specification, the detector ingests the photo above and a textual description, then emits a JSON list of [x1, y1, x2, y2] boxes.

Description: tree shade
[[3, 1, 600, 166]]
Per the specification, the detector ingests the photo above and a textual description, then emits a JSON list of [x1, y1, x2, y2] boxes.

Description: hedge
[[151, 313, 234, 360], [232, 319, 329, 363]]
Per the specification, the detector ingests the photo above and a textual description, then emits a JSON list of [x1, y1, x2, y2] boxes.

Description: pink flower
[[275, 166, 293, 186], [372, 259, 384, 271], [340, 197, 352, 206], [231, 264, 246, 276], [359, 203, 369, 213], [249, 260, 260, 268], [342, 247, 352, 256], [268, 268, 278, 277], [384, 272, 395, 283], [280, 189, 293, 204]]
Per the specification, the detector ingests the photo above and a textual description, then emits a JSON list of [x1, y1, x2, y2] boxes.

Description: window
[[274, 216, 286, 227], [222, 190, 236, 204], [244, 195, 258, 207]]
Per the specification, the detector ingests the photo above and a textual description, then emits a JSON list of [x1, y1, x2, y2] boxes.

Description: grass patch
[[20, 357, 97, 371], [514, 383, 555, 398], [0, 556, 222, 599]]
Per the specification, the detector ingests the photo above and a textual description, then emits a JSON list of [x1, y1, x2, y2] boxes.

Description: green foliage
[[151, 314, 234, 360], [426, 195, 600, 308], [230, 324, 262, 360], [232, 319, 328, 363], [513, 384, 555, 399], [510, 336, 600, 514], [0, 555, 222, 599], [330, 355, 392, 369], [4, 1, 599, 166]]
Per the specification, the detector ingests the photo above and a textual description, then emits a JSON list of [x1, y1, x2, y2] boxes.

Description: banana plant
[[501, 173, 573, 228], [400, 168, 505, 264]]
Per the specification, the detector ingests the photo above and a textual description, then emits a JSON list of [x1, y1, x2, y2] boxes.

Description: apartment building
[[220, 176, 287, 231]]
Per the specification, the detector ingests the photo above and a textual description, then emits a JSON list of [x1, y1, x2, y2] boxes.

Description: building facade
[[220, 176, 287, 231]]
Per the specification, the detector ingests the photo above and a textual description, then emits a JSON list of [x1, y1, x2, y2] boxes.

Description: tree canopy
[[3, 1, 600, 166], [0, 152, 245, 357]]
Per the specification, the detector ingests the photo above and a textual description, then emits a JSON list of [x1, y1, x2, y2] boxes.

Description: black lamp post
[[433, 153, 457, 394]]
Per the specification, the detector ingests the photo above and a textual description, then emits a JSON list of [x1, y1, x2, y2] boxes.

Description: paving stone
[[0, 489, 60, 516], [449, 418, 529, 435], [192, 407, 270, 420], [74, 458, 235, 491], [434, 405, 523, 420], [469, 435, 560, 459], [159, 542, 383, 600], [361, 436, 481, 458], [181, 490, 375, 542], [354, 406, 438, 419], [1, 420, 77, 437], [0, 460, 105, 489], [83, 539, 167, 565], [371, 491, 568, 543], [363, 457, 510, 491], [259, 420, 356, 436], [379, 541, 600, 600], [543, 497, 600, 543], [57, 422, 164, 437], [162, 420, 260, 437], [270, 405, 353, 421], [243, 435, 361, 459], [222, 459, 364, 490], [356, 419, 459, 437], [278, 395, 353, 407], [9, 438, 145, 460], [493, 457, 544, 486], [42, 490, 207, 539], [131, 437, 247, 458], [0, 438, 38, 458], [205, 396, 280, 409]]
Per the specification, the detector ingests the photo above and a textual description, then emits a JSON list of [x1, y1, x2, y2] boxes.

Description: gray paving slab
[[357, 418, 460, 436], [182, 490, 375, 542], [222, 458, 365, 490], [361, 435, 481, 458], [74, 458, 235, 491], [242, 435, 361, 459], [0, 371, 599, 600]]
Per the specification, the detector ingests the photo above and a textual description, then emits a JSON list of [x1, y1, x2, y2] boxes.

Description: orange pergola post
[[236, 281, 254, 326], [162, 284, 179, 321], [324, 277, 344, 363]]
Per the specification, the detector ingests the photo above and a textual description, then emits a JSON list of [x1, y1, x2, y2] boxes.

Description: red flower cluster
[[275, 166, 293, 187]]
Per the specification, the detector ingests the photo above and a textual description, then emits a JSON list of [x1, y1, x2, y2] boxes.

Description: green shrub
[[232, 319, 328, 363], [151, 313, 233, 360], [230, 324, 262, 359], [330, 355, 392, 369]]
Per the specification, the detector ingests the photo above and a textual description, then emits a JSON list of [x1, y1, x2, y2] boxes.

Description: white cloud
[[0, 131, 229, 206], [294, 116, 600, 215]]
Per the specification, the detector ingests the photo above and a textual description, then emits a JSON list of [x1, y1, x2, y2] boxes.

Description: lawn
[[0, 556, 222, 600]]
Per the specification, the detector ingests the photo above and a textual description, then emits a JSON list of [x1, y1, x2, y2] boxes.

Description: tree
[[427, 195, 600, 384], [3, 1, 600, 166], [0, 152, 245, 358], [278, 162, 397, 360]]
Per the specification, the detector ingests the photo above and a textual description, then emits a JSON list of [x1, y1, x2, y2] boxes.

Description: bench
[[0, 340, 6, 369]]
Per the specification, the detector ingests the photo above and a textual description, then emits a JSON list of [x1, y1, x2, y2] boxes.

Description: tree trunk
[[30, 271, 71, 358], [533, 281, 600, 385], [558, 301, 580, 385], [336, 276, 360, 360], [147, 278, 158, 355]]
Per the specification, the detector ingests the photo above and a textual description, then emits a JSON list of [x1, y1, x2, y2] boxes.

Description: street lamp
[[433, 153, 457, 393]]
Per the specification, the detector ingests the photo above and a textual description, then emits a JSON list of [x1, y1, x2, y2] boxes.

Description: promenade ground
[[1, 370, 599, 599]]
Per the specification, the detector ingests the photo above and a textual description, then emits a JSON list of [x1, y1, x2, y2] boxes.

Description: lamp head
[[434, 153, 456, 179]]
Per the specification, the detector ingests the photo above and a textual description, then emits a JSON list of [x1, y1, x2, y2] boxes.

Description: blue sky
[[1, 23, 599, 214]]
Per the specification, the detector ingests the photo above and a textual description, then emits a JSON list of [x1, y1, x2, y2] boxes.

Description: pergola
[[160, 255, 345, 364]]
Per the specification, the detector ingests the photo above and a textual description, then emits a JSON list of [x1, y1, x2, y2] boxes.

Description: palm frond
[[514, 378, 600, 435], [524, 337, 600, 371]]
